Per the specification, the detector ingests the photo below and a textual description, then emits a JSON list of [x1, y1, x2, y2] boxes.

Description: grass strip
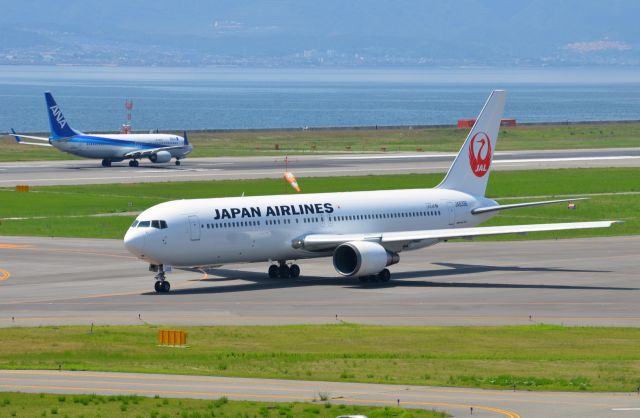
[[2, 122, 640, 161], [0, 168, 638, 240], [0, 324, 639, 393], [0, 392, 445, 418]]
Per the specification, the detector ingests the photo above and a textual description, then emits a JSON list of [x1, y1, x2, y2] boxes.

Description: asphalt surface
[[0, 235, 638, 327], [1, 235, 639, 417], [1, 370, 640, 418], [1, 148, 639, 186]]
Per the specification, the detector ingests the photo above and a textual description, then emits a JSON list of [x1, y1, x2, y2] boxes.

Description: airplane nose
[[124, 228, 147, 257]]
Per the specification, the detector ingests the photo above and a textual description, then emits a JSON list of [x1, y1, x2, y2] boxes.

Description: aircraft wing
[[294, 221, 620, 252], [123, 145, 186, 159], [8, 129, 52, 147]]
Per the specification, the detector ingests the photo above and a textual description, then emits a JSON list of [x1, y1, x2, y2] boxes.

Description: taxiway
[[0, 235, 637, 327], [2, 370, 640, 418]]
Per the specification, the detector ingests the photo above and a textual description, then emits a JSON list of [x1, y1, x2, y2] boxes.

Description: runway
[[2, 370, 640, 418], [1, 148, 639, 186], [0, 235, 638, 327]]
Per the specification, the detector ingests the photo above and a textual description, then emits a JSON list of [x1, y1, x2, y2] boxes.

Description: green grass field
[[0, 392, 445, 418], [2, 122, 640, 161], [0, 324, 639, 393], [0, 168, 637, 239]]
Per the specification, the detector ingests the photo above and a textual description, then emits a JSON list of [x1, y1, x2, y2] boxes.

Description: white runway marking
[[495, 156, 640, 164], [333, 154, 456, 160]]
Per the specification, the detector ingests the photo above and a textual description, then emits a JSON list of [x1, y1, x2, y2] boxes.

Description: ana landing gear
[[129, 159, 139, 167], [175, 159, 181, 166], [358, 268, 391, 283], [268, 261, 300, 279], [101, 159, 112, 167], [151, 264, 171, 293]]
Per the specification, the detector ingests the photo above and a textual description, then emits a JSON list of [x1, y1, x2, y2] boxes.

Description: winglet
[[10, 128, 21, 143]]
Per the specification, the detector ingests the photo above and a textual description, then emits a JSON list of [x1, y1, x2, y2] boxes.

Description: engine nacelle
[[332, 241, 399, 277], [149, 150, 172, 164]]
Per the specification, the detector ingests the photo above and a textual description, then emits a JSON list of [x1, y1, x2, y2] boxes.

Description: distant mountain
[[1, 0, 638, 66]]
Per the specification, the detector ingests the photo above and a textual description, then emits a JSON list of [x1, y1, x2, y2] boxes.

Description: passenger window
[[138, 221, 150, 228]]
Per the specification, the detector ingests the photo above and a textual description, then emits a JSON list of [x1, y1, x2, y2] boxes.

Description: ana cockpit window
[[131, 220, 139, 228], [159, 220, 168, 229], [150, 220, 168, 229], [138, 221, 150, 228]]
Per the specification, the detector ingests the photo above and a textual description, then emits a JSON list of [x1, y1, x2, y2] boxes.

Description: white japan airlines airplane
[[124, 90, 618, 293], [9, 92, 192, 167]]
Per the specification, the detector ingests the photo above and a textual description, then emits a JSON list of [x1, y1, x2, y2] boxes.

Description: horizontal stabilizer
[[471, 198, 589, 215]]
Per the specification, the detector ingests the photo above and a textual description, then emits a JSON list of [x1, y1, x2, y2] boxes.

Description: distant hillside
[[1, 0, 639, 66]]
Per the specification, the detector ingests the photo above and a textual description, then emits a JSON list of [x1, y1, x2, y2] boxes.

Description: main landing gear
[[152, 264, 171, 293], [101, 159, 112, 167], [175, 159, 181, 166], [358, 268, 391, 283], [268, 261, 301, 279], [128, 159, 139, 167]]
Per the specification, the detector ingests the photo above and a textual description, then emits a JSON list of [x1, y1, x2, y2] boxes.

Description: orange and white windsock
[[283, 171, 301, 192]]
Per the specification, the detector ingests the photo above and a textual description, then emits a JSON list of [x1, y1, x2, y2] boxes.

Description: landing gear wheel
[[161, 281, 170, 292], [175, 160, 181, 166], [154, 281, 162, 292], [101, 159, 111, 167], [268, 264, 279, 278], [289, 264, 300, 278], [378, 268, 391, 282], [279, 264, 291, 279], [358, 276, 369, 283], [129, 160, 139, 167]]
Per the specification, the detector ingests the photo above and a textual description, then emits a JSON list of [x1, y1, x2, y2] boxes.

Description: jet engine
[[149, 150, 172, 163], [332, 241, 399, 277]]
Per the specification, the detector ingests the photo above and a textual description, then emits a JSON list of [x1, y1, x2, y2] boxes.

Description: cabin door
[[188, 215, 201, 241]]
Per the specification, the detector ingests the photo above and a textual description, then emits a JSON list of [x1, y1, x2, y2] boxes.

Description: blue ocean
[[1, 66, 639, 132]]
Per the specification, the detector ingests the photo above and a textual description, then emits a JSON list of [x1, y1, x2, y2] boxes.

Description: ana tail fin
[[436, 90, 506, 197], [44, 92, 81, 139]]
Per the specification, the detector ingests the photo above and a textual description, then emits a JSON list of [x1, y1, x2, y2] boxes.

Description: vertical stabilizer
[[44, 92, 81, 139], [436, 90, 506, 197]]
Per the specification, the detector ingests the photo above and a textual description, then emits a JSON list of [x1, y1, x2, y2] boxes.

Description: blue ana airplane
[[124, 90, 618, 293], [10, 92, 192, 167]]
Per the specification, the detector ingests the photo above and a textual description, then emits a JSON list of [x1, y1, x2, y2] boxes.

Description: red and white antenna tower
[[121, 99, 134, 133]]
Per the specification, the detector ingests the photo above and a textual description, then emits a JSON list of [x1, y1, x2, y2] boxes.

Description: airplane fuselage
[[124, 188, 497, 267], [51, 133, 191, 161]]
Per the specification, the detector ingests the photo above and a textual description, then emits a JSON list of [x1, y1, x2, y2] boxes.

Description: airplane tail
[[436, 90, 506, 197], [44, 92, 81, 139]]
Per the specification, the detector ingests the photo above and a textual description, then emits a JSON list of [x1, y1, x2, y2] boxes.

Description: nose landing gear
[[151, 264, 171, 293]]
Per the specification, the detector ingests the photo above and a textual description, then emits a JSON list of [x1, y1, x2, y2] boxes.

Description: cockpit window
[[159, 220, 168, 229], [138, 221, 150, 228], [131, 220, 139, 228], [151, 220, 160, 229]]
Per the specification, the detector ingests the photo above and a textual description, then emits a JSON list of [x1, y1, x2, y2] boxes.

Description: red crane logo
[[468, 132, 492, 177]]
